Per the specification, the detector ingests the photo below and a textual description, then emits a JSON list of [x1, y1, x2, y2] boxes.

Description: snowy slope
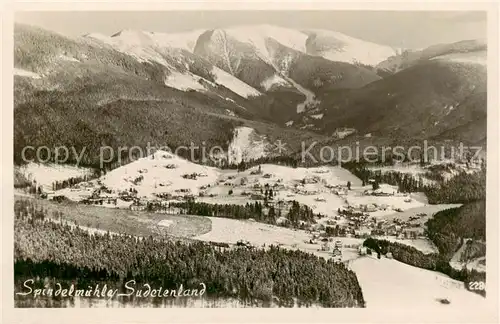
[[98, 25, 395, 68], [350, 256, 486, 309], [148, 29, 205, 52], [201, 163, 362, 216], [86, 30, 264, 96], [98, 150, 220, 198], [86, 30, 171, 66], [227, 127, 268, 164], [218, 25, 394, 66], [224, 24, 308, 62], [107, 29, 206, 53], [164, 71, 206, 91], [211, 67, 261, 98], [304, 29, 397, 66]]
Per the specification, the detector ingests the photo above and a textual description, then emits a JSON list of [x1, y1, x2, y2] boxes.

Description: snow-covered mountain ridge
[[88, 24, 397, 67]]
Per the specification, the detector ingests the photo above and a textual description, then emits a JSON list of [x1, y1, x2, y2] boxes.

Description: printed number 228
[[469, 281, 485, 290]]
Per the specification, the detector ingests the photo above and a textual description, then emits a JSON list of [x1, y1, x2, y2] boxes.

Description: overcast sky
[[15, 11, 486, 49]]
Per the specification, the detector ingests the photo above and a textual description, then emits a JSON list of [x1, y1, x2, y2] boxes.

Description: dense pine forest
[[426, 201, 486, 258], [14, 200, 365, 308], [165, 200, 316, 228]]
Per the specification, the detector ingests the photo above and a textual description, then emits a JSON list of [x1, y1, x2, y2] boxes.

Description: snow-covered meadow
[[16, 162, 95, 190], [350, 256, 487, 309]]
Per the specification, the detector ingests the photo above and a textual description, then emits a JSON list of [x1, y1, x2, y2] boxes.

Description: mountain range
[[14, 23, 487, 167]]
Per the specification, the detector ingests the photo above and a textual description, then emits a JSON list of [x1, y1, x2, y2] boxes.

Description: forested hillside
[[14, 200, 365, 307]]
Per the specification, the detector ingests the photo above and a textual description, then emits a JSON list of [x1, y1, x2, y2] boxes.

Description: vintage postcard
[[2, 1, 499, 323]]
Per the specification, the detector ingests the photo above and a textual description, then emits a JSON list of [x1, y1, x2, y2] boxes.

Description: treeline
[[16, 171, 100, 195], [343, 163, 429, 193], [15, 212, 365, 307], [51, 172, 101, 191], [325, 225, 349, 237], [222, 156, 301, 171], [287, 201, 316, 227], [165, 200, 316, 228], [363, 238, 486, 297]]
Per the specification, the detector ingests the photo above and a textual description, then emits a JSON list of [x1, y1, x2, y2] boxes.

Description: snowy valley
[[13, 14, 489, 313]]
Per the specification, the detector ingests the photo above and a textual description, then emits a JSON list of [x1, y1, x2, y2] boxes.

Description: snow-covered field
[[344, 184, 428, 217], [194, 216, 363, 260], [371, 203, 461, 223], [350, 256, 486, 309], [16, 162, 94, 190]]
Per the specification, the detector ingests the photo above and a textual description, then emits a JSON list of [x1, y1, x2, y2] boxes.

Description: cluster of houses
[[324, 183, 349, 196], [325, 211, 425, 240], [306, 234, 344, 261], [182, 172, 208, 180], [330, 204, 426, 240]]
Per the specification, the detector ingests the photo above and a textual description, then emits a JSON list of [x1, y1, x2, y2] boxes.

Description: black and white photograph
[[3, 4, 499, 321]]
